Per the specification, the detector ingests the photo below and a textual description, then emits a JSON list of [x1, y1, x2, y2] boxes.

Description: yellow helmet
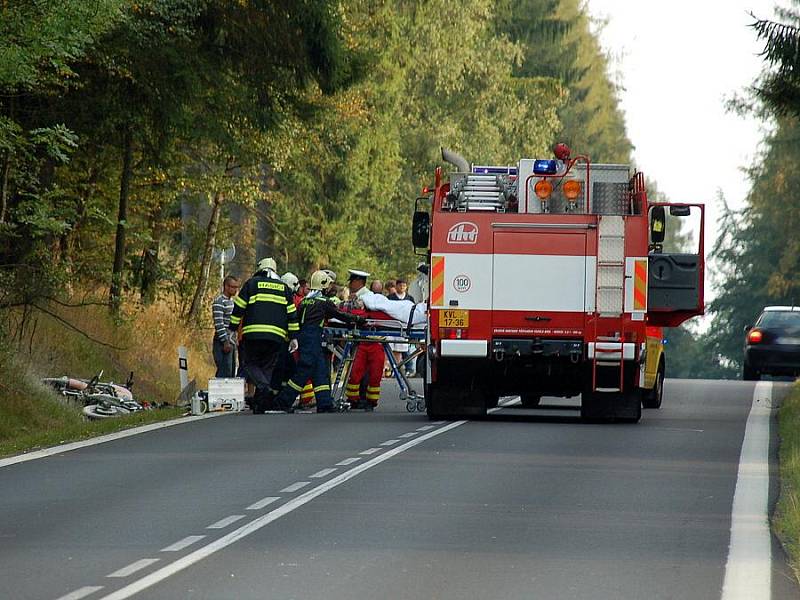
[[309, 270, 332, 291]]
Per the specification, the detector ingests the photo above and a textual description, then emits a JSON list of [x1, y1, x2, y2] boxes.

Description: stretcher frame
[[324, 320, 426, 412]]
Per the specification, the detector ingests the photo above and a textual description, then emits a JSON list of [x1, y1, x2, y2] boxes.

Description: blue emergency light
[[533, 159, 558, 175], [471, 165, 518, 175]]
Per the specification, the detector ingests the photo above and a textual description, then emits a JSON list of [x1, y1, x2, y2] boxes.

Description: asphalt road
[[1, 378, 798, 600]]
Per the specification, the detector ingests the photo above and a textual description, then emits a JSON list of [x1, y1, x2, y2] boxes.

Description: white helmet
[[257, 257, 277, 273], [322, 269, 337, 283], [281, 272, 299, 293], [310, 270, 332, 291]]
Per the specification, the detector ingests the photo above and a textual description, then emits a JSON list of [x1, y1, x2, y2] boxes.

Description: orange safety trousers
[[346, 342, 384, 406]]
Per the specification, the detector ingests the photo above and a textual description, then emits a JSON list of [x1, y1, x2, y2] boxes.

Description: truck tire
[[425, 383, 444, 420], [520, 394, 541, 408], [642, 362, 664, 409]]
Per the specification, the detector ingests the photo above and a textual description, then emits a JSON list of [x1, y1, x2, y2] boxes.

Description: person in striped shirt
[[212, 275, 240, 378]]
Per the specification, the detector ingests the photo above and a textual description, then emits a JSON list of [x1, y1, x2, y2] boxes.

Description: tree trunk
[[0, 150, 9, 224], [140, 201, 168, 304], [186, 190, 223, 323], [109, 129, 133, 314]]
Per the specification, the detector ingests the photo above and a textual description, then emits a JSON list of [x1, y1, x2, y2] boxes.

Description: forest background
[[0, 0, 794, 403]]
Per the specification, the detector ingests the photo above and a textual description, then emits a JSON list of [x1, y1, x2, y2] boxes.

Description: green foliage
[[0, 0, 633, 303], [776, 383, 800, 580], [750, 7, 800, 118], [705, 115, 800, 372], [501, 0, 631, 163], [0, 0, 126, 90]]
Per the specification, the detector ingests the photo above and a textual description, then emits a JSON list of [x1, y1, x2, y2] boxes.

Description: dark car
[[743, 306, 800, 380]]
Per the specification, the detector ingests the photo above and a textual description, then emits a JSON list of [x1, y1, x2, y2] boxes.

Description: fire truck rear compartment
[[489, 343, 586, 398]]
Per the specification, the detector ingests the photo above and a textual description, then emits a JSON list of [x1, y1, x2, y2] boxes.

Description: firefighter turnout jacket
[[229, 272, 299, 342], [299, 294, 363, 329]]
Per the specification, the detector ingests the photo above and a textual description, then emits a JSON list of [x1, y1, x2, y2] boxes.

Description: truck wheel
[[743, 364, 760, 381], [520, 394, 541, 408], [425, 382, 443, 420], [642, 363, 664, 409]]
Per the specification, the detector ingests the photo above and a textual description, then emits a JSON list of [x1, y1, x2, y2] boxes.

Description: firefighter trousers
[[277, 326, 332, 410], [346, 342, 383, 407], [242, 340, 282, 411]]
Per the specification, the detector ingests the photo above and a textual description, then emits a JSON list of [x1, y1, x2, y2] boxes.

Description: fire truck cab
[[412, 145, 704, 422]]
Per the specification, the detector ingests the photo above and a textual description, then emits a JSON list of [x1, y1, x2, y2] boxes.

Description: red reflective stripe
[[634, 259, 647, 310], [431, 256, 445, 305]]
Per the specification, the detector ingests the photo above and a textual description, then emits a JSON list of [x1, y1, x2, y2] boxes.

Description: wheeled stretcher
[[323, 319, 426, 412]]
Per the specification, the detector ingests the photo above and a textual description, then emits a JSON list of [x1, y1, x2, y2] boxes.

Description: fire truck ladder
[[592, 215, 626, 393], [454, 174, 505, 212]]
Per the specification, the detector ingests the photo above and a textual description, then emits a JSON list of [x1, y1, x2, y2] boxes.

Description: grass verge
[[0, 298, 215, 458], [776, 382, 800, 581]]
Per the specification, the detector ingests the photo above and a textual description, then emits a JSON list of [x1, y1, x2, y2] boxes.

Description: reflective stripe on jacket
[[229, 273, 298, 343]]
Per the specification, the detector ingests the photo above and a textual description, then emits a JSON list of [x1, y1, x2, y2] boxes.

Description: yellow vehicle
[[642, 325, 665, 409]]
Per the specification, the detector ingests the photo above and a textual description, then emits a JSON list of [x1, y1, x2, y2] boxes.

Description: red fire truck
[[412, 145, 705, 422]]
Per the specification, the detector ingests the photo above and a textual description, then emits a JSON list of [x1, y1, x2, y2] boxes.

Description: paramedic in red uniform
[[344, 269, 385, 411]]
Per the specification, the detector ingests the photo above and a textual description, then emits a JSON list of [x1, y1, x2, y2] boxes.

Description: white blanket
[[362, 292, 427, 325]]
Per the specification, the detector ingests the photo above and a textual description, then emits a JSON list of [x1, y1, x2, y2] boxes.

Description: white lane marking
[[96, 420, 467, 600], [310, 468, 337, 479], [280, 481, 310, 493], [0, 413, 228, 469], [107, 559, 159, 578], [380, 439, 400, 446], [207, 515, 245, 530], [335, 457, 361, 466], [416, 425, 436, 431], [55, 586, 104, 600], [721, 380, 773, 600], [360, 448, 380, 455], [246, 496, 280, 510], [398, 432, 418, 438], [160, 536, 205, 552]]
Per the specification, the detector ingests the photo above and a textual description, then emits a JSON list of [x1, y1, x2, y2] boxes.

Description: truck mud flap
[[581, 389, 641, 423]]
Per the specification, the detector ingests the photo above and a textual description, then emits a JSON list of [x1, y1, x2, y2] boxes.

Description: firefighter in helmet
[[229, 257, 299, 413], [274, 270, 365, 413]]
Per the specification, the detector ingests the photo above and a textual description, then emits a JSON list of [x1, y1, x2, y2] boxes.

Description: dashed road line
[[55, 586, 104, 600], [380, 439, 400, 446], [416, 425, 436, 431], [246, 496, 280, 510], [398, 432, 418, 438], [360, 447, 381, 455], [107, 559, 159, 578], [335, 457, 361, 466], [160, 536, 205, 552], [95, 420, 467, 600], [310, 468, 337, 478], [280, 481, 311, 493], [207, 515, 245, 530]]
